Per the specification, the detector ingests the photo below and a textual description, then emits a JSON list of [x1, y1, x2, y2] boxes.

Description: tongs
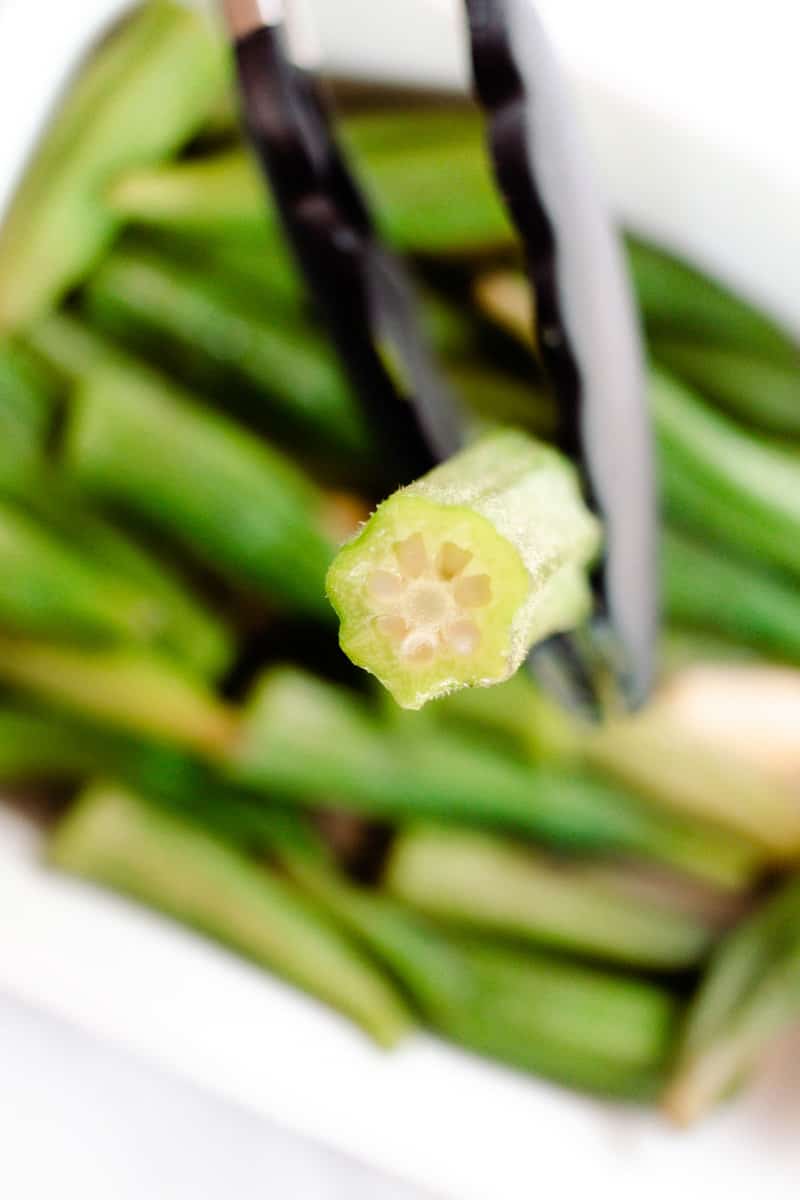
[[221, 0, 658, 716]]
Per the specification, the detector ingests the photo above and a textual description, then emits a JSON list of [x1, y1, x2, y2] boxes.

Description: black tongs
[[222, 0, 658, 715]]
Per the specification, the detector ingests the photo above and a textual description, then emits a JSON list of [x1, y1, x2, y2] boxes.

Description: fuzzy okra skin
[[0, 1, 226, 331], [384, 826, 717, 970], [50, 784, 412, 1048], [56, 348, 336, 619], [327, 430, 601, 709], [0, 634, 237, 755], [231, 667, 759, 887], [663, 876, 800, 1124], [286, 855, 677, 1100]]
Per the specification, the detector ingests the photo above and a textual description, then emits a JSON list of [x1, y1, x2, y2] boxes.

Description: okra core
[[326, 431, 601, 708]]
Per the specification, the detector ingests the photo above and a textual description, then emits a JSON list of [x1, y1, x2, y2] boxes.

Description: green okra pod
[[106, 109, 512, 255], [652, 338, 800, 438], [664, 529, 800, 665], [45, 329, 336, 618], [230, 667, 759, 887], [0, 1, 227, 331], [81, 247, 368, 453], [663, 876, 800, 1124], [0, 344, 55, 483], [438, 671, 800, 858], [0, 499, 181, 645], [0, 633, 237, 754], [326, 430, 601, 709], [287, 855, 678, 1100], [474, 270, 800, 582], [653, 369, 800, 582], [50, 784, 412, 1047], [384, 825, 718, 969], [625, 238, 800, 368]]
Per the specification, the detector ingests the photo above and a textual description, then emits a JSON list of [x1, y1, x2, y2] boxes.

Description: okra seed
[[454, 574, 492, 608], [376, 614, 408, 642], [401, 633, 436, 663], [394, 534, 429, 578], [370, 570, 406, 600], [445, 620, 481, 656], [437, 541, 473, 580]]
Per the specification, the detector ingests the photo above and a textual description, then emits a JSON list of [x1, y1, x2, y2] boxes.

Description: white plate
[[1, 3, 799, 1197]]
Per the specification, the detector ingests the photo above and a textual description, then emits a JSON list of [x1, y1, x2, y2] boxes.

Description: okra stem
[[230, 667, 759, 886], [0, 1, 226, 330], [384, 825, 719, 969], [0, 633, 237, 754], [326, 429, 600, 709], [50, 784, 412, 1047]]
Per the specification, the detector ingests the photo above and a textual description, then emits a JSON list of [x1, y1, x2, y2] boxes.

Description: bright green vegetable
[[0, 705, 114, 782], [287, 855, 677, 1099], [664, 529, 800, 665], [0, 633, 237, 754], [663, 876, 800, 1123], [231, 667, 759, 886], [652, 338, 800, 437], [326, 430, 600, 709], [55, 346, 335, 618], [438, 672, 800, 857], [384, 825, 718, 969], [653, 369, 800, 582], [50, 784, 412, 1047], [0, 499, 179, 644], [626, 238, 799, 368], [81, 247, 368, 453], [106, 110, 512, 254], [474, 268, 800, 584], [0, 344, 54, 482], [0, 1, 226, 330]]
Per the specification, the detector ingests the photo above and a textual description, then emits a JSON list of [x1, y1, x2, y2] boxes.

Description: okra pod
[[0, 705, 113, 783], [474, 270, 800, 581], [0, 1, 226, 330], [287, 855, 677, 1100], [439, 671, 800, 857], [50, 784, 412, 1047], [0, 343, 55, 483], [326, 430, 600, 708], [81, 247, 368, 453], [626, 238, 800, 368], [0, 633, 237, 754], [663, 876, 800, 1123], [45, 330, 336, 618], [384, 825, 718, 969], [230, 667, 758, 886], [106, 111, 512, 255], [653, 369, 800, 581], [0, 499, 182, 645], [664, 529, 800, 665], [652, 338, 800, 437]]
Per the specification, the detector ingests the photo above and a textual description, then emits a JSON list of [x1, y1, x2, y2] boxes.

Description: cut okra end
[[326, 431, 601, 709]]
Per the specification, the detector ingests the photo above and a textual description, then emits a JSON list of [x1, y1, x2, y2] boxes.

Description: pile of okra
[[1, 2, 799, 1123]]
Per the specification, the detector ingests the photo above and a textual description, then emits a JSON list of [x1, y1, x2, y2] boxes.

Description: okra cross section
[[326, 430, 601, 708]]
